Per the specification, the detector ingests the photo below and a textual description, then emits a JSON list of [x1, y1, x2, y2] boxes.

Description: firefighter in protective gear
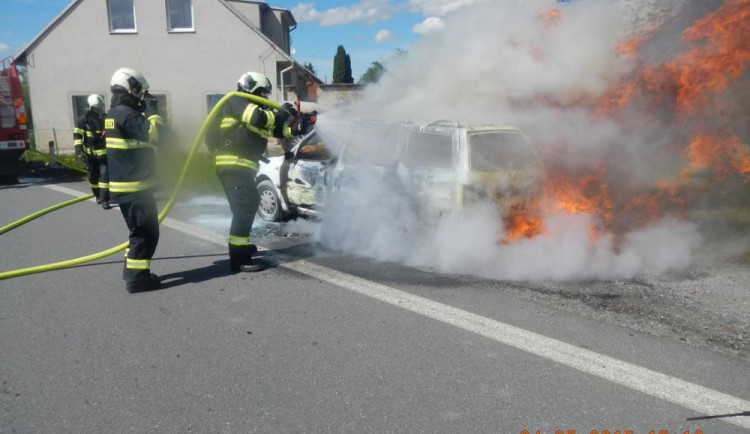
[[105, 67, 165, 293], [208, 71, 315, 273], [73, 94, 111, 209]]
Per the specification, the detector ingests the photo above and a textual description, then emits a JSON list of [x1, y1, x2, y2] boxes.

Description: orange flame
[[502, 211, 544, 244], [681, 133, 750, 181], [598, 0, 750, 115], [502, 1, 748, 246], [615, 35, 645, 60]]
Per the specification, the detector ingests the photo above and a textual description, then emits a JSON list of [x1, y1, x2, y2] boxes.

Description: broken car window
[[402, 132, 453, 169]]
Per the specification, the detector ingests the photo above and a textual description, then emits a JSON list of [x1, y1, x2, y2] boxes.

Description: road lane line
[[284, 260, 750, 429], [44, 183, 750, 428]]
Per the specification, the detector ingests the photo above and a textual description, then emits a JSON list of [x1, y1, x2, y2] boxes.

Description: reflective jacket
[[104, 93, 164, 197], [73, 110, 106, 158], [213, 95, 298, 172]]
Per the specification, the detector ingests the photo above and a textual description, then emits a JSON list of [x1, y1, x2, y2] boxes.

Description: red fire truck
[[0, 56, 29, 182]]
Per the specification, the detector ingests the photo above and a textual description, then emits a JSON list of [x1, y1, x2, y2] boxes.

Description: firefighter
[[208, 71, 315, 273], [73, 94, 110, 209], [105, 68, 165, 293]]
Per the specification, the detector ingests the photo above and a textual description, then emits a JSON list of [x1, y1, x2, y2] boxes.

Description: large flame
[[503, 0, 749, 245]]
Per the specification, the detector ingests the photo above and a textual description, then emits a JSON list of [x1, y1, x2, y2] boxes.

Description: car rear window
[[469, 131, 538, 171], [402, 132, 453, 169]]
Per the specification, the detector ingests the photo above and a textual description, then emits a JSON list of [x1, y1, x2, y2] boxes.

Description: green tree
[[303, 62, 316, 76], [332, 45, 354, 84], [358, 61, 384, 84], [344, 54, 354, 84]]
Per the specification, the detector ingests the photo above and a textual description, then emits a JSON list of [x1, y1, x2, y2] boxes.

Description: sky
[[0, 0, 474, 83]]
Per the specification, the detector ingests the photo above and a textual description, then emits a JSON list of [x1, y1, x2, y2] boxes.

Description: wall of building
[[24, 0, 292, 152]]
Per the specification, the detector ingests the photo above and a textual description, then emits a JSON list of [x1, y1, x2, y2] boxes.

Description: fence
[[27, 128, 76, 154]]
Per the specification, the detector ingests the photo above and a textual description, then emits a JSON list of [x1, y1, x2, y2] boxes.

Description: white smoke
[[312, 0, 707, 280]]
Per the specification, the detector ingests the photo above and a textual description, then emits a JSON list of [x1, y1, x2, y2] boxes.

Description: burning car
[[255, 120, 544, 224]]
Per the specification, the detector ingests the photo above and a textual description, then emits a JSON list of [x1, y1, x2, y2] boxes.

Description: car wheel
[[257, 179, 281, 222]]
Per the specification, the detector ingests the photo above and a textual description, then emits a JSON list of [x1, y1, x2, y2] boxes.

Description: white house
[[16, 0, 322, 152]]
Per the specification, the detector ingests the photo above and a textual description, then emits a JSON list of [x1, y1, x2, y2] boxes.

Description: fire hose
[[0, 92, 282, 280], [0, 149, 93, 235]]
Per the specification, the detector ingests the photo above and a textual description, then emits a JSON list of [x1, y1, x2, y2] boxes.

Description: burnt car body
[[255, 120, 544, 223]]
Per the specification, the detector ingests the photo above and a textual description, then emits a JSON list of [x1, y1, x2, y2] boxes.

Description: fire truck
[[0, 56, 29, 182]]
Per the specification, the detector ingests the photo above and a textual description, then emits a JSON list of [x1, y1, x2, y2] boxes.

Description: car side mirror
[[284, 151, 294, 160]]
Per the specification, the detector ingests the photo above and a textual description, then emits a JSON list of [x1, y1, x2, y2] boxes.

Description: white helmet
[[237, 71, 272, 96], [110, 67, 149, 99], [87, 94, 104, 112]]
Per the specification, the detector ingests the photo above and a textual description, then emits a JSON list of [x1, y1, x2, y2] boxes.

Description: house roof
[[14, 0, 297, 64], [228, 0, 297, 26]]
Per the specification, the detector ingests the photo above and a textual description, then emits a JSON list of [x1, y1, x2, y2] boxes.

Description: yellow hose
[[0, 92, 280, 280], [0, 193, 95, 235], [0, 148, 91, 235]]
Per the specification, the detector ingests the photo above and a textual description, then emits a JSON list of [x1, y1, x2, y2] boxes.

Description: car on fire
[[255, 120, 544, 223]]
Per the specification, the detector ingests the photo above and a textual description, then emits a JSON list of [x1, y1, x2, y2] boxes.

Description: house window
[[108, 0, 136, 33], [72, 95, 103, 122], [149, 94, 169, 124], [167, 0, 194, 32]]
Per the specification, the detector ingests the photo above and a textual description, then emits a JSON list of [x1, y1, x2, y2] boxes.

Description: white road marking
[[44, 183, 750, 429]]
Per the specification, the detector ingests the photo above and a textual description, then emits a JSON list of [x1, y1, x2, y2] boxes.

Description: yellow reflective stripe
[[241, 104, 257, 126], [228, 235, 251, 246], [241, 104, 272, 138], [148, 114, 164, 125], [85, 131, 103, 137], [109, 178, 157, 193], [124, 247, 130, 258], [282, 124, 293, 139], [220, 117, 239, 129], [126, 258, 151, 270], [98, 182, 109, 189], [73, 139, 83, 145], [148, 115, 163, 143], [214, 155, 258, 171], [73, 128, 85, 135], [91, 149, 107, 156], [106, 138, 152, 149], [89, 183, 98, 188], [264, 111, 275, 129]]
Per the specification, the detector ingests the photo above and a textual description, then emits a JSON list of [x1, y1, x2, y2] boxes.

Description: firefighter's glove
[[279, 102, 297, 122]]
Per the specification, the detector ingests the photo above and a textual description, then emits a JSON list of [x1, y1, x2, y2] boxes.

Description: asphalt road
[[1, 176, 749, 434]]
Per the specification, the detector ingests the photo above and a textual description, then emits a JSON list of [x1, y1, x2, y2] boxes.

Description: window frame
[[107, 0, 137, 34], [148, 93, 169, 124], [166, 0, 195, 33]]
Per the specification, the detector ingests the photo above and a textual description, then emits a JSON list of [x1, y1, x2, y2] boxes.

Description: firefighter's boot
[[228, 244, 261, 273], [123, 268, 161, 293]]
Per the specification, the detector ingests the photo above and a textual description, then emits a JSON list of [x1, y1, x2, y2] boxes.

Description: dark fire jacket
[[73, 110, 106, 158], [213, 95, 300, 172], [104, 93, 164, 197]]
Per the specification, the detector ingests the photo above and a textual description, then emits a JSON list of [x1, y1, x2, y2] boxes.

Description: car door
[[285, 132, 333, 212]]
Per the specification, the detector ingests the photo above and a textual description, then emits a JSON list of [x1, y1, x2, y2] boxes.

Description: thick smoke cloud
[[311, 0, 738, 280]]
